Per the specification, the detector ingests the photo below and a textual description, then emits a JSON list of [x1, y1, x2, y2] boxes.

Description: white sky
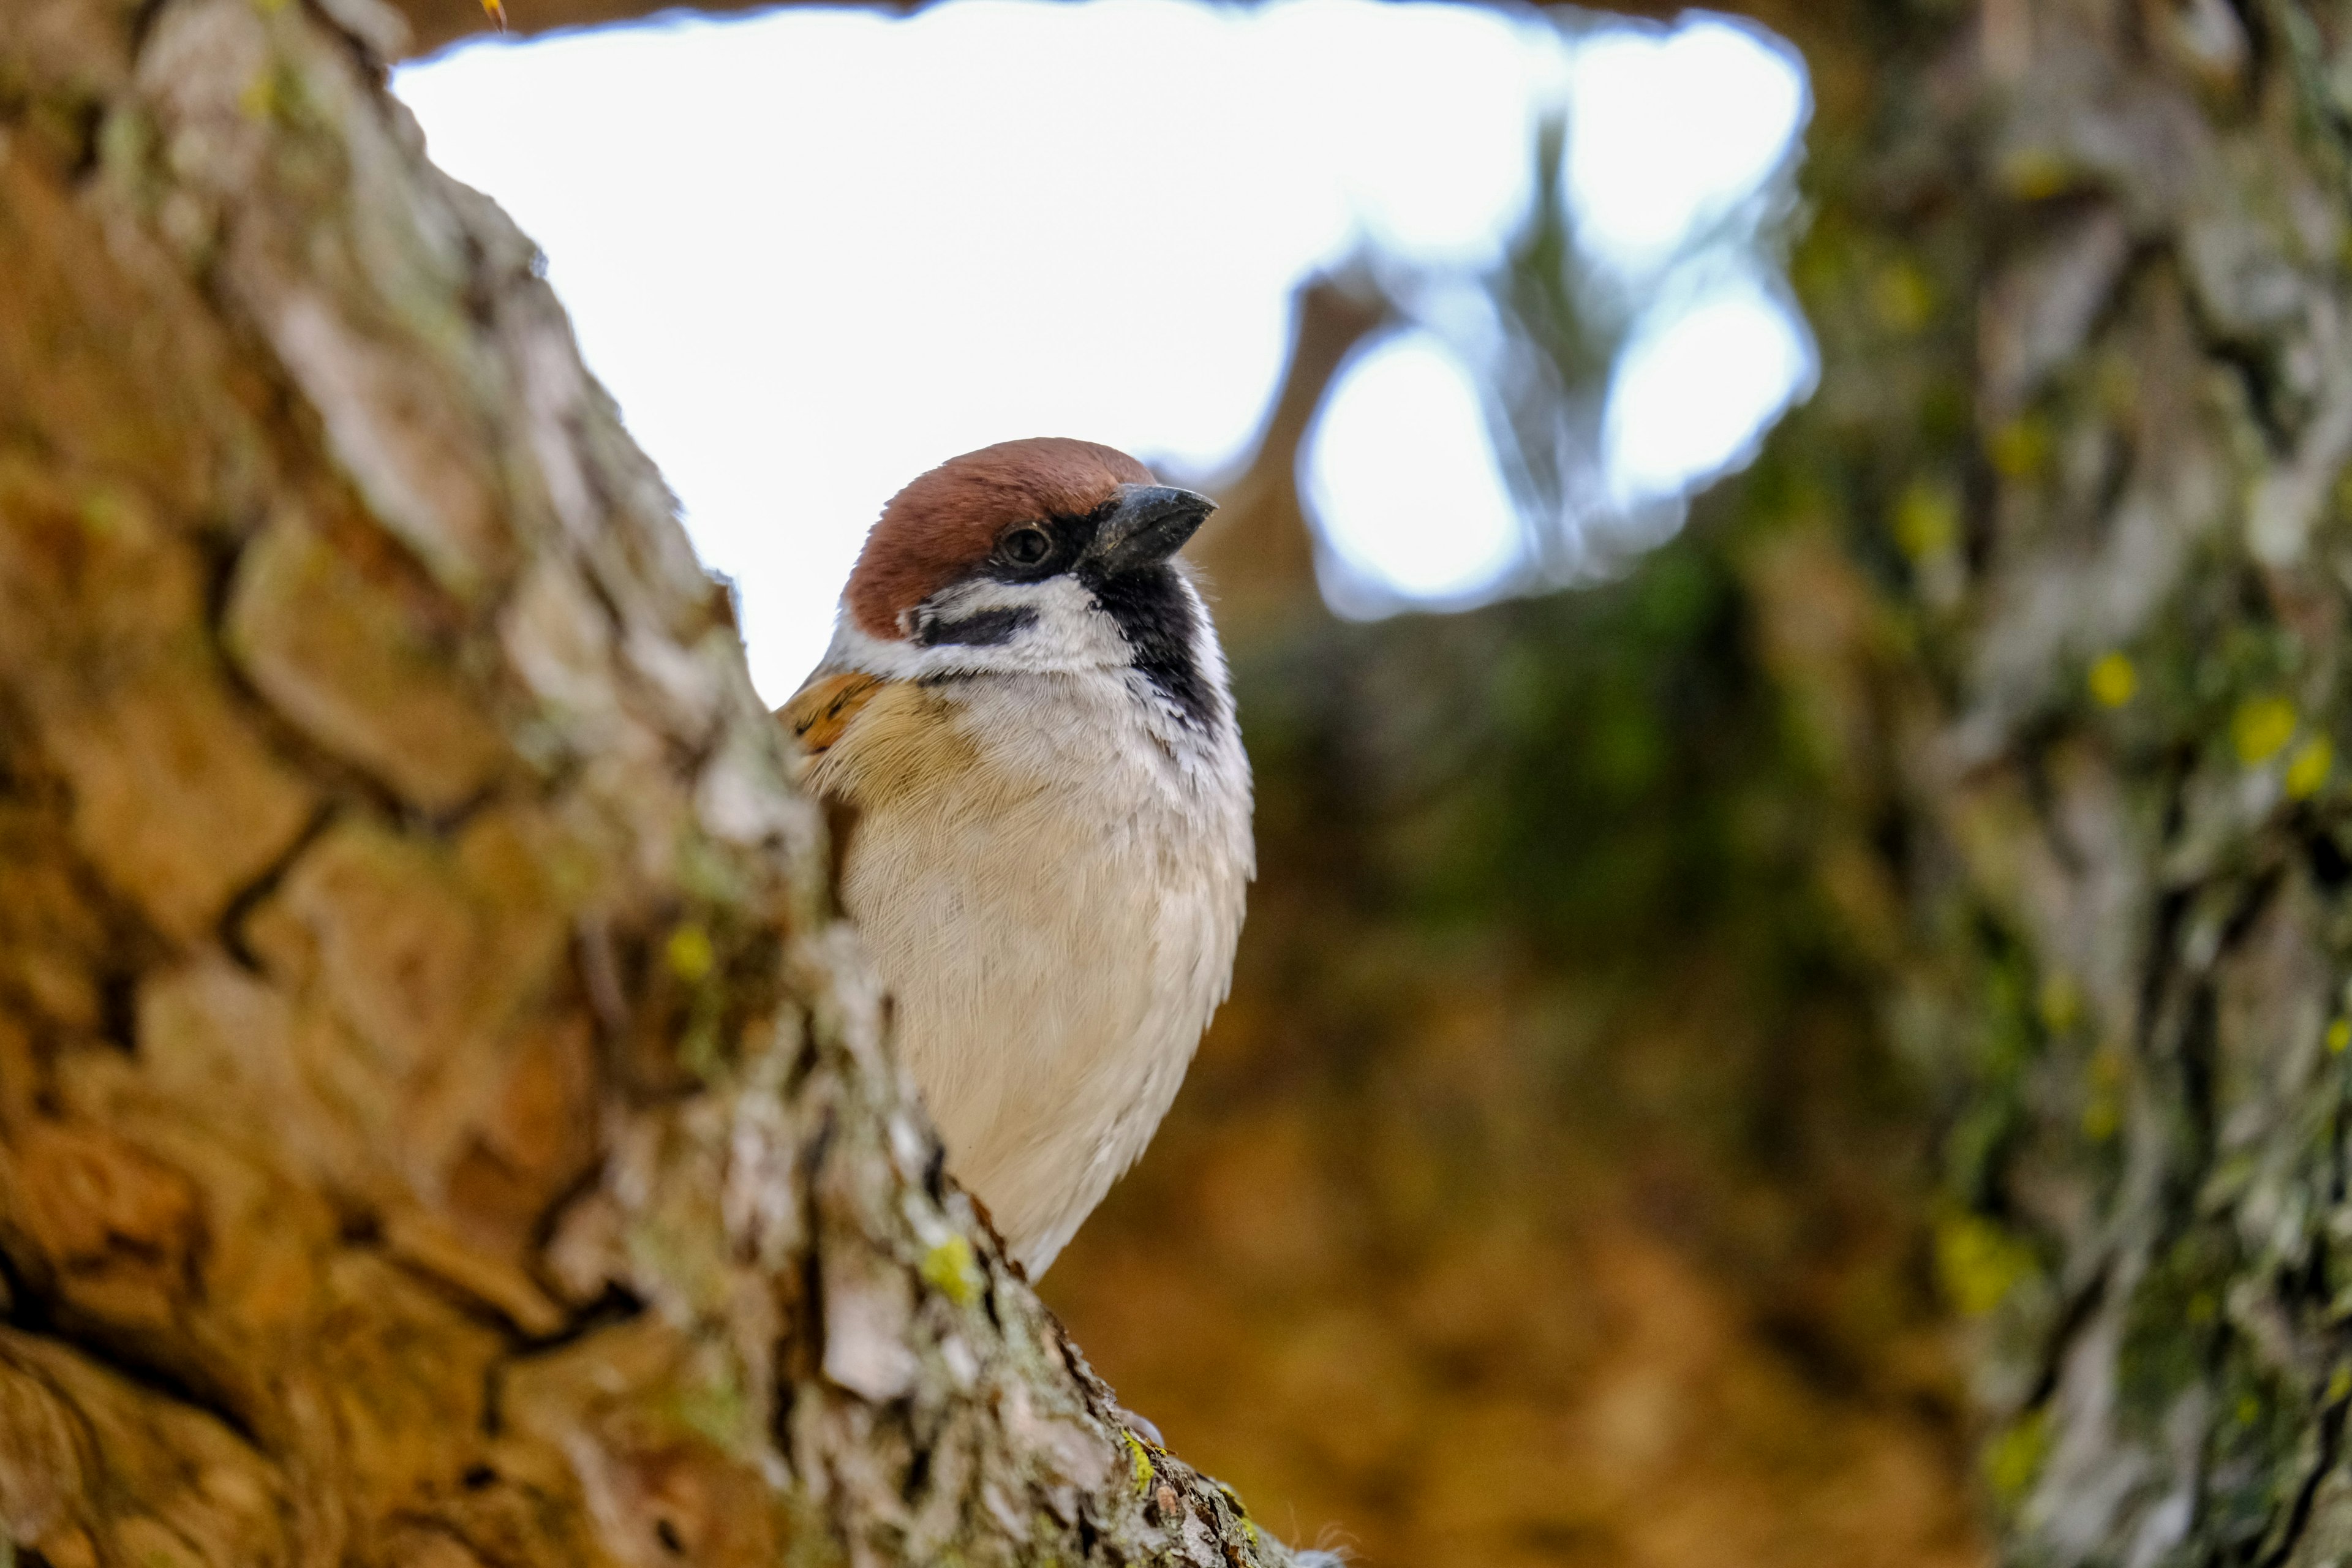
[[396, 1, 1809, 701]]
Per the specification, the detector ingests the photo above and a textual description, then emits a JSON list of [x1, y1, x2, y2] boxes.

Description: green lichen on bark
[[1721, 0, 2352, 1559]]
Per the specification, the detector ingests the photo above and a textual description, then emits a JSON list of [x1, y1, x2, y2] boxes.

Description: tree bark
[[0, 2, 1322, 1564], [1717, 0, 2352, 1559]]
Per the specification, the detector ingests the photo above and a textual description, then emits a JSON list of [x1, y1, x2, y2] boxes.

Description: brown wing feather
[[780, 670, 886, 758], [780, 668, 977, 834], [778, 672, 884, 907]]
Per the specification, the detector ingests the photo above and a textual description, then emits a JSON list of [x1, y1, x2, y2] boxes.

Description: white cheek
[[821, 577, 1129, 680], [972, 578, 1131, 671]]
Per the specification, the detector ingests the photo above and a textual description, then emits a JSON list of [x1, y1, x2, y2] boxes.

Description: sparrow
[[780, 438, 1253, 1277]]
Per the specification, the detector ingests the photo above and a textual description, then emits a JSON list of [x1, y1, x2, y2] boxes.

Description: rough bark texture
[[1721, 0, 2352, 1559], [0, 2, 1319, 1563]]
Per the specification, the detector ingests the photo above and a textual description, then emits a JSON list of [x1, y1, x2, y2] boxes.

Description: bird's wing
[[780, 670, 888, 759], [778, 668, 973, 813], [780, 669, 891, 892]]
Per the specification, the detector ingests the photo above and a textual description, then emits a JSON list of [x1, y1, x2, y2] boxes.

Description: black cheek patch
[[1083, 566, 1215, 730], [914, 605, 1036, 648]]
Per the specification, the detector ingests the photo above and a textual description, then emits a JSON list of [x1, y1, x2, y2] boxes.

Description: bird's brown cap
[[845, 437, 1156, 639]]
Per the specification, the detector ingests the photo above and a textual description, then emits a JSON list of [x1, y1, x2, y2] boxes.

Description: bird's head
[[834, 437, 1224, 723]]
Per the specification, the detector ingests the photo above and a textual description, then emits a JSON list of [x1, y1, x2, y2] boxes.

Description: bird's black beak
[[1087, 484, 1216, 576]]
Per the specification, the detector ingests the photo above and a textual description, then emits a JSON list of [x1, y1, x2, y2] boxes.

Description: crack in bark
[[0, 1262, 266, 1455], [2261, 1378, 2351, 1568], [214, 801, 337, 973]]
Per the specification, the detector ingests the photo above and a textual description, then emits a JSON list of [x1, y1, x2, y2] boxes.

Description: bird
[[779, 437, 1253, 1278]]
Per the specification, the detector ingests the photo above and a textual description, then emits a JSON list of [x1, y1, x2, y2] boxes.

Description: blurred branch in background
[[1262, 20, 1812, 621], [1185, 273, 1390, 633], [1472, 114, 1627, 584], [1460, 19, 1812, 594]]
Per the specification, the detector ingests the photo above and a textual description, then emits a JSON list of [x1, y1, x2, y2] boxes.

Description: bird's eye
[[998, 526, 1052, 568]]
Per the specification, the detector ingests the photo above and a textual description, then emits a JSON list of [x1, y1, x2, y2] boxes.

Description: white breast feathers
[[796, 662, 1252, 1276]]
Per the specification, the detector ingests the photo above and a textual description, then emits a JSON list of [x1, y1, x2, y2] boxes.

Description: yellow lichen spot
[[2329, 1019, 2350, 1056], [2095, 355, 2140, 420], [919, 1235, 980, 1307], [1872, 260, 1936, 334], [1989, 418, 2050, 478], [237, 72, 275, 121], [2089, 652, 2138, 708], [665, 922, 715, 982], [1123, 1430, 1155, 1495], [2082, 1047, 2124, 1142], [1983, 1409, 2050, 1504], [2331, 1365, 2352, 1404], [2187, 1291, 2218, 1325], [73, 489, 151, 551], [2236, 1394, 2263, 1428], [1894, 481, 1961, 561], [1935, 1213, 2038, 1316], [2232, 696, 2298, 767], [2082, 1096, 2119, 1143], [2288, 735, 2334, 800], [2037, 973, 2081, 1033], [2003, 149, 2075, 202]]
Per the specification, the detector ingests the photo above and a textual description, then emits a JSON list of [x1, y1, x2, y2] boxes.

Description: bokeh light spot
[[1604, 282, 1814, 502], [1305, 331, 1524, 608], [1566, 17, 1808, 273]]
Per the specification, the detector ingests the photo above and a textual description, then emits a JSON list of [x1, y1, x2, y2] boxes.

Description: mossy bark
[[0, 2, 1317, 1563], [1726, 0, 2352, 1559]]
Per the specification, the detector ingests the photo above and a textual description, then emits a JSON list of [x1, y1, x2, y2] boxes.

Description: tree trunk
[[1724, 0, 2352, 1559], [0, 2, 1321, 1563]]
